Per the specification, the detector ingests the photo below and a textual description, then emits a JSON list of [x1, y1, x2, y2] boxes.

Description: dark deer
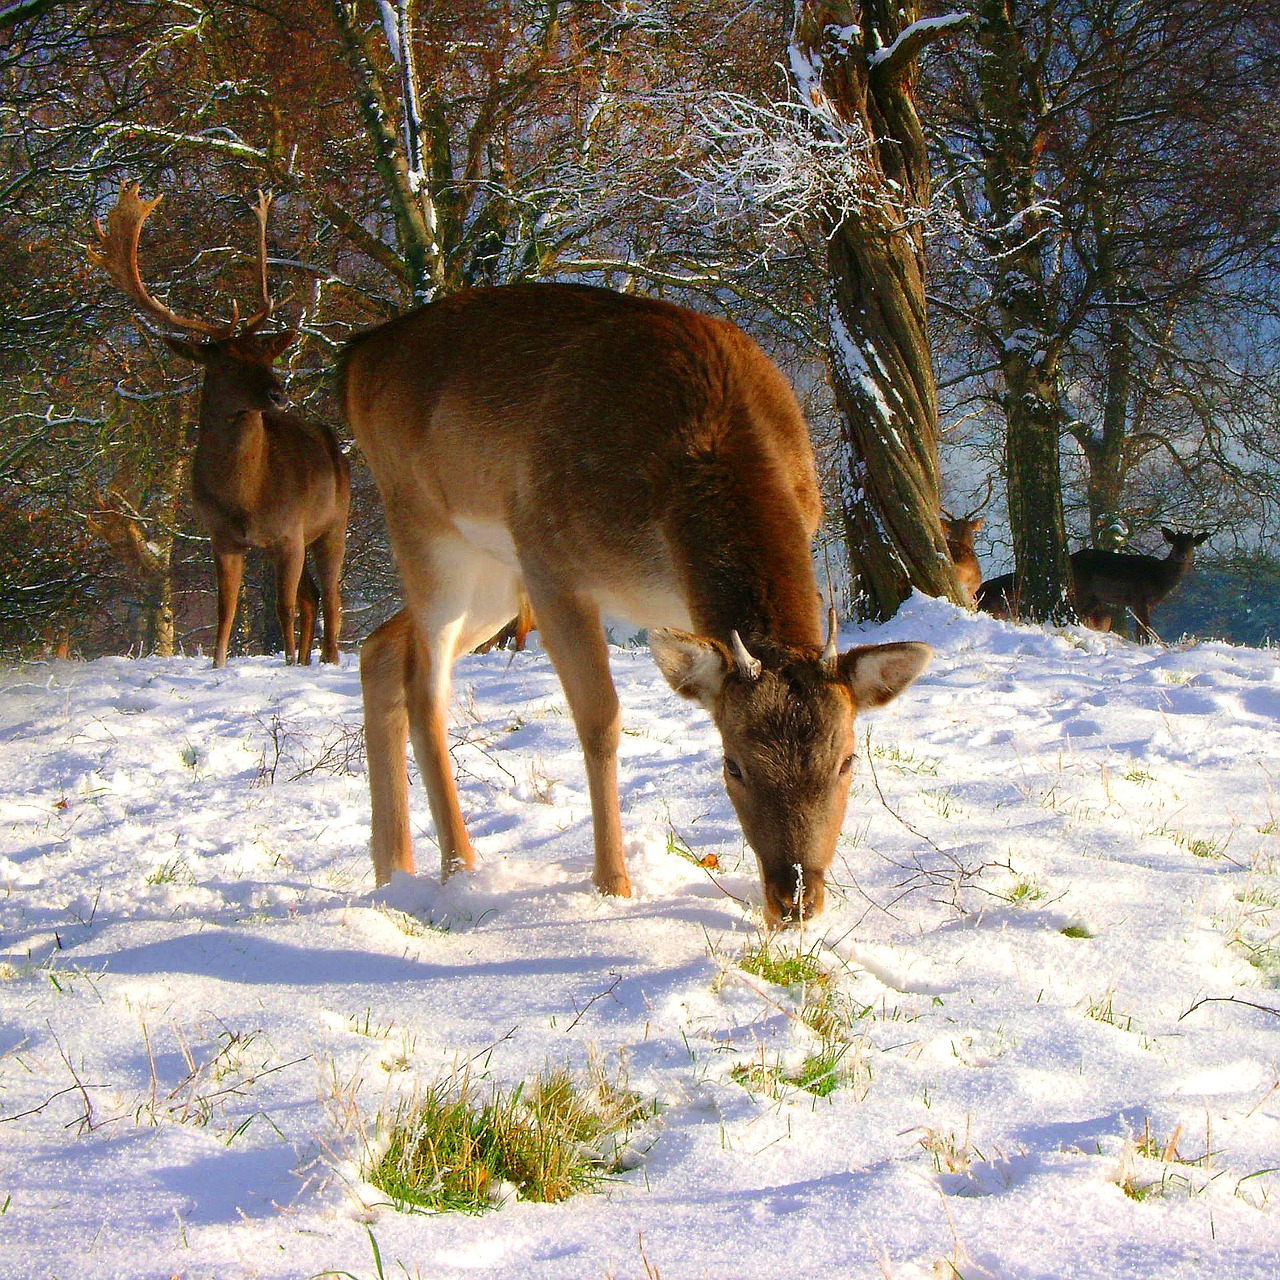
[[89, 182, 350, 667], [343, 283, 932, 927], [1071, 528, 1209, 641], [940, 510, 984, 606], [975, 572, 1016, 619]]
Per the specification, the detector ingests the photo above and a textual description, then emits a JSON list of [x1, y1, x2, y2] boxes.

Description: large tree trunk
[[791, 2, 965, 620], [975, 0, 1074, 623]]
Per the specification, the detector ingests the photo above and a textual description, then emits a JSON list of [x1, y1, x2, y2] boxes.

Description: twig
[[1179, 994, 1280, 1022], [565, 972, 623, 1031]]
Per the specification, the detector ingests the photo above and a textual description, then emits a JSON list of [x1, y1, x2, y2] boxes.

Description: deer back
[[341, 284, 824, 645]]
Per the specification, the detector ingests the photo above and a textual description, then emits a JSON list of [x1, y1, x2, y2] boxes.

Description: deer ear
[[970, 517, 984, 533], [163, 334, 210, 364], [649, 629, 730, 710], [259, 329, 297, 362], [837, 642, 932, 710], [1161, 527, 1176, 543], [1194, 531, 1211, 545]]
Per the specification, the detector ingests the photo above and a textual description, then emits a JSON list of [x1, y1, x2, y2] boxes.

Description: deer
[[940, 510, 984, 606], [1070, 528, 1209, 641], [975, 528, 1209, 640], [975, 572, 1016, 619], [88, 182, 350, 668], [342, 283, 932, 928]]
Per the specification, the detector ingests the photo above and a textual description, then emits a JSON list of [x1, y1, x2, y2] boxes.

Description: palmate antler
[[88, 181, 278, 338]]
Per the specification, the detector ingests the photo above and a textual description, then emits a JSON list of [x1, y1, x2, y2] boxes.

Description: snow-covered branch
[[692, 91, 877, 238], [868, 13, 973, 84]]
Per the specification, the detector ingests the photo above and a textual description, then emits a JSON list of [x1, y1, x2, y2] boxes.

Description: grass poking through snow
[[368, 1064, 648, 1214]]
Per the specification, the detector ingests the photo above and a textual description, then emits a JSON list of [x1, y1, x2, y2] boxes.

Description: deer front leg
[[212, 550, 244, 669], [273, 542, 306, 664], [526, 587, 630, 897], [360, 611, 417, 884]]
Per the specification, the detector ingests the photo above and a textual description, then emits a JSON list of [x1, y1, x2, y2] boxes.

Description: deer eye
[[838, 754, 854, 776], [724, 758, 743, 780]]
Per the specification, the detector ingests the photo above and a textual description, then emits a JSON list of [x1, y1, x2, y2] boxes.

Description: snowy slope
[[0, 596, 1278, 1280]]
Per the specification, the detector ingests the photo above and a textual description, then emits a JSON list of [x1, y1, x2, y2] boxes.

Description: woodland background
[[2, 0, 1279, 658]]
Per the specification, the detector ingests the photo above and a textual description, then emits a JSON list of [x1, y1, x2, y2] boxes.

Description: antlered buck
[[89, 183, 350, 667], [343, 284, 932, 927], [940, 510, 984, 606]]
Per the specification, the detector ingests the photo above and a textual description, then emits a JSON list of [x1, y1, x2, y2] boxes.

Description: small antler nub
[[729, 630, 761, 680], [822, 607, 839, 671]]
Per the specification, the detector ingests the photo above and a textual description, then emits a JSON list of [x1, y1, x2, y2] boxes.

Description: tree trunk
[[791, 2, 965, 620], [975, 0, 1074, 622]]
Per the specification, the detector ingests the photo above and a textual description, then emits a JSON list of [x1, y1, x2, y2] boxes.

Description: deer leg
[[407, 619, 479, 881], [312, 525, 346, 664], [212, 550, 244, 669], [273, 542, 306, 664], [1133, 602, 1154, 643], [360, 611, 417, 884], [296, 567, 319, 666], [525, 587, 629, 897]]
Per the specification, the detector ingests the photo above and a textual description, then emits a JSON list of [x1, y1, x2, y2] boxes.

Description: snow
[[1, 595, 1278, 1279], [867, 14, 972, 69]]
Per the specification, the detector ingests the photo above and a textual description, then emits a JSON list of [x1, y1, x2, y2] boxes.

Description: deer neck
[[676, 503, 822, 654], [1160, 547, 1193, 584], [193, 401, 268, 495]]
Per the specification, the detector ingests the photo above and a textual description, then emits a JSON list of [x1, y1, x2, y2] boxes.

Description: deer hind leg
[[296, 566, 319, 666], [212, 549, 245, 669], [524, 585, 630, 898], [389, 539, 523, 882], [312, 524, 346, 664], [273, 541, 307, 664], [360, 610, 418, 884]]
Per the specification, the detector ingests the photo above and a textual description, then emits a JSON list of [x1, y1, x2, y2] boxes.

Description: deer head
[[940, 509, 984, 550], [88, 183, 296, 414], [651, 612, 931, 927], [1162, 527, 1211, 558]]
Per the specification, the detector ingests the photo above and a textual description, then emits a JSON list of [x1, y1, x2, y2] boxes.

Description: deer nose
[[763, 879, 824, 929], [266, 387, 289, 411]]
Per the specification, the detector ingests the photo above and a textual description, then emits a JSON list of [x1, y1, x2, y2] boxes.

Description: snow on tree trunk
[[790, 2, 964, 621]]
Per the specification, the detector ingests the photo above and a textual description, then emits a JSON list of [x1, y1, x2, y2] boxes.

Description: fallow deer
[[89, 182, 350, 667], [940, 510, 984, 606], [1071, 528, 1209, 641], [342, 283, 932, 927], [975, 572, 1016, 619]]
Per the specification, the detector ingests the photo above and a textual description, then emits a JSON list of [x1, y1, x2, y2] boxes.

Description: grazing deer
[[940, 510, 984, 606], [1071, 528, 1209, 641], [89, 182, 350, 667], [343, 283, 932, 926]]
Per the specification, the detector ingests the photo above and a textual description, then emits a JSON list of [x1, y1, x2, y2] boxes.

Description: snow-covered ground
[[1, 596, 1278, 1280]]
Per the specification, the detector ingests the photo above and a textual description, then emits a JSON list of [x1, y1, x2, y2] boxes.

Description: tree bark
[[790, 2, 965, 620], [975, 0, 1074, 622]]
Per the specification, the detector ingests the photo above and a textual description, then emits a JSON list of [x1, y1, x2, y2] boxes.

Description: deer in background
[[343, 283, 932, 927], [940, 510, 984, 606], [89, 182, 350, 668], [976, 528, 1210, 641], [1071, 528, 1210, 641], [975, 571, 1017, 619]]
